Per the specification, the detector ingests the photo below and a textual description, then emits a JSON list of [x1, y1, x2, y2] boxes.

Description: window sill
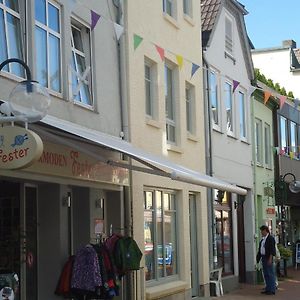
[[227, 132, 237, 140], [73, 100, 96, 112], [146, 117, 161, 129], [183, 14, 195, 26], [212, 124, 223, 134], [240, 138, 250, 145], [167, 143, 183, 154], [146, 280, 187, 300], [0, 69, 24, 83], [187, 132, 199, 142], [163, 13, 180, 29], [224, 51, 236, 64]]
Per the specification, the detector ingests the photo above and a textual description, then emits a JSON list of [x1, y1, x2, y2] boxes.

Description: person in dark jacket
[[256, 225, 276, 295]]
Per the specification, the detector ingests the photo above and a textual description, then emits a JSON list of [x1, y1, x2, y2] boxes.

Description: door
[[236, 195, 246, 283], [189, 194, 199, 297]]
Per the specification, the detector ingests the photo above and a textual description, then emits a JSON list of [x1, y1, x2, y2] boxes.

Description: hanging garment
[[71, 246, 102, 293], [114, 237, 143, 273]]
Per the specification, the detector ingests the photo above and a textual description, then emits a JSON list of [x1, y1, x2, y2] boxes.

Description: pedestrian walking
[[256, 225, 276, 295]]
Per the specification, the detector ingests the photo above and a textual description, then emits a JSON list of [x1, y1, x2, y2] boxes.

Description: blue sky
[[241, 0, 300, 49]]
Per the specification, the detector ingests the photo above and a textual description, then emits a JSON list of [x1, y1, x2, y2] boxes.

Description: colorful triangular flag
[[176, 55, 183, 69], [191, 63, 200, 78], [155, 45, 165, 61], [91, 10, 101, 31], [114, 23, 124, 40], [233, 80, 240, 93], [290, 151, 294, 160], [279, 148, 285, 156], [264, 91, 272, 105], [279, 95, 287, 110], [133, 34, 143, 50], [248, 85, 257, 97]]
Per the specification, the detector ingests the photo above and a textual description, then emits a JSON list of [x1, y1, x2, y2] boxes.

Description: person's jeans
[[262, 256, 276, 293]]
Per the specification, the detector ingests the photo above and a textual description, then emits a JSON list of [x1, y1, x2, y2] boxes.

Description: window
[[264, 123, 271, 167], [163, 0, 173, 16], [165, 64, 176, 143], [255, 118, 262, 164], [209, 70, 219, 125], [290, 121, 297, 156], [183, 0, 192, 17], [185, 82, 195, 134], [0, 0, 24, 77], [144, 190, 178, 281], [239, 91, 246, 139], [214, 191, 233, 275], [71, 22, 92, 106], [225, 82, 233, 133], [35, 0, 61, 93], [280, 116, 288, 153], [144, 60, 155, 117], [225, 17, 233, 55]]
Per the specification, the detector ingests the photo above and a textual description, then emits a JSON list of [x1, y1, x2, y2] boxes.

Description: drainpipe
[[115, 1, 134, 299], [202, 53, 215, 269]]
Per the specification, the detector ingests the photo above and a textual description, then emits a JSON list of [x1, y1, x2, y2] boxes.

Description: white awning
[[32, 115, 247, 195]]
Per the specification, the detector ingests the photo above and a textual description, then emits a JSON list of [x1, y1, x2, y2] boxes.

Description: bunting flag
[[264, 91, 272, 105], [279, 95, 287, 110], [114, 23, 124, 40], [233, 80, 240, 93], [272, 147, 279, 155], [91, 10, 101, 31], [155, 45, 165, 61], [294, 98, 300, 109], [290, 151, 294, 160], [133, 34, 143, 50], [279, 148, 285, 156], [191, 63, 200, 78], [176, 55, 183, 69], [248, 85, 257, 97]]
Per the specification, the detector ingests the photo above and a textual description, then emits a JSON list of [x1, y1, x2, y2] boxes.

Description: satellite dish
[[289, 180, 300, 193]]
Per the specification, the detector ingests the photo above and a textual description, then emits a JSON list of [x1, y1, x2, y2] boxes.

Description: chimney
[[282, 40, 296, 49]]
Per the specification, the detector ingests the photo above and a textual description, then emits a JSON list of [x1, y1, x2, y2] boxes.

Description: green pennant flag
[[133, 34, 143, 50]]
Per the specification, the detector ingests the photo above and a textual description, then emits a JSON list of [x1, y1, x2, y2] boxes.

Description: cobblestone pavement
[[212, 268, 300, 300]]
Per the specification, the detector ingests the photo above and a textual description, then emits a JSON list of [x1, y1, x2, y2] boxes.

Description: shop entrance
[[0, 181, 38, 300]]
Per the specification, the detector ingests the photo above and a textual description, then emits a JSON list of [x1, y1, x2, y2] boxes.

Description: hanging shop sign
[[0, 126, 43, 169], [266, 207, 276, 215]]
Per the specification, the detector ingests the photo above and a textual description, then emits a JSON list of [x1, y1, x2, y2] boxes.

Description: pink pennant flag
[[233, 80, 240, 93], [279, 148, 285, 156], [155, 45, 165, 61], [91, 10, 101, 31], [279, 95, 287, 110]]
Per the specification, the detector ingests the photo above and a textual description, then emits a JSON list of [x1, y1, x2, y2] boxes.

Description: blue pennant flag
[[191, 63, 200, 78]]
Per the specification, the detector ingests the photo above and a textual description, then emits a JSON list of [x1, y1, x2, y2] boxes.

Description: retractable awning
[[32, 115, 247, 195]]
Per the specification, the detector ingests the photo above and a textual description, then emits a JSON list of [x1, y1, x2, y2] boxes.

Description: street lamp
[[0, 58, 50, 123]]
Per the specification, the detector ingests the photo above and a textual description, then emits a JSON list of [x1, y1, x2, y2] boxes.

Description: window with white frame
[[35, 0, 61, 93], [209, 70, 219, 126], [183, 0, 192, 17], [290, 121, 297, 156], [255, 118, 262, 165], [280, 116, 288, 154], [264, 123, 271, 167], [0, 0, 24, 77], [239, 91, 246, 139], [145, 59, 158, 118], [225, 82, 233, 133], [144, 190, 178, 281], [225, 16, 233, 55], [185, 82, 195, 134], [163, 0, 173, 17], [70, 21, 92, 106], [165, 63, 176, 143]]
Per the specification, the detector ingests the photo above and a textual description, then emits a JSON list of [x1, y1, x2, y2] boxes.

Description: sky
[[240, 0, 300, 49]]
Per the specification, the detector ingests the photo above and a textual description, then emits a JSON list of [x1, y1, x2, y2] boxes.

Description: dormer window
[[225, 16, 233, 55]]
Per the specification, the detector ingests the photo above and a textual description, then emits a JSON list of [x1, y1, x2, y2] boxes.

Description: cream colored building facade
[[122, 1, 210, 299]]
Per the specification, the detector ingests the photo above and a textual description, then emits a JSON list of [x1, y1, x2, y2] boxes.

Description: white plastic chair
[[210, 267, 223, 297]]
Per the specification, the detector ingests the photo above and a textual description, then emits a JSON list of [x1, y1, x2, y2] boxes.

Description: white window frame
[[0, 0, 24, 77], [163, 0, 177, 19], [225, 15, 234, 57], [290, 121, 297, 157], [264, 123, 271, 168], [280, 116, 288, 154], [255, 118, 263, 165], [238, 90, 247, 140], [225, 81, 234, 135], [183, 0, 192, 17], [209, 69, 220, 129], [35, 0, 62, 94], [144, 189, 179, 284], [70, 20, 93, 107], [185, 82, 195, 135]]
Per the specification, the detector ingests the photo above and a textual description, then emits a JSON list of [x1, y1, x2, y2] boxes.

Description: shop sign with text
[[0, 126, 43, 169]]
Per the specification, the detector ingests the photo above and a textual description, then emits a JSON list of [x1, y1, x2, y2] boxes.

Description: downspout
[[115, 1, 134, 299], [202, 53, 215, 270]]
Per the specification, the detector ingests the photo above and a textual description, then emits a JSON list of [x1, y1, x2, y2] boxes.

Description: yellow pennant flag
[[264, 91, 272, 105], [290, 151, 294, 160], [176, 55, 183, 69]]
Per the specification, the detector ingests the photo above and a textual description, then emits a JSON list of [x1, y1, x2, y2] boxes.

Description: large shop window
[[144, 190, 178, 282], [35, 0, 61, 93], [70, 21, 92, 106], [214, 191, 233, 275], [0, 0, 24, 77]]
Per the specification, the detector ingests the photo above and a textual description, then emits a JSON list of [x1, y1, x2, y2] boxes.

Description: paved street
[[212, 268, 300, 299]]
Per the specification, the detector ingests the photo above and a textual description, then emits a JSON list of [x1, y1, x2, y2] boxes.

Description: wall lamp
[[281, 172, 300, 194], [0, 58, 51, 123]]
